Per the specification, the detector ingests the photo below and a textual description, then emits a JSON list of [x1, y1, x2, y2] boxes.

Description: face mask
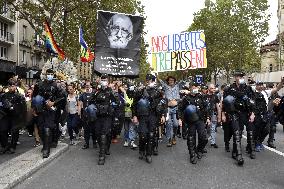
[[47, 74, 54, 81], [192, 89, 199, 94], [239, 78, 245, 85], [129, 86, 135, 91], [101, 81, 108, 87], [149, 82, 156, 88]]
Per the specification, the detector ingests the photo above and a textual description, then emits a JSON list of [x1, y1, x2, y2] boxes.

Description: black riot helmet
[[146, 74, 155, 81], [233, 69, 245, 77]]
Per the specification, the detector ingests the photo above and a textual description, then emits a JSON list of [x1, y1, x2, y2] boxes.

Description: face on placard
[[108, 14, 133, 49]]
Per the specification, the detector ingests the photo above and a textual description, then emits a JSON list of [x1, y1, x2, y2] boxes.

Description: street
[[14, 126, 284, 189]]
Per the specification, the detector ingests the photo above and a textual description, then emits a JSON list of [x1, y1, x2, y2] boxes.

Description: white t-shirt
[[67, 95, 78, 114], [261, 89, 272, 105]]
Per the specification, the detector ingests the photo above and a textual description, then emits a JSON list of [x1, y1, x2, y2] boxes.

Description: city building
[[77, 61, 93, 80], [0, 1, 46, 84]]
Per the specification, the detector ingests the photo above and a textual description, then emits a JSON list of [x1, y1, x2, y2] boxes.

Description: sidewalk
[[0, 133, 35, 165], [0, 142, 69, 189]]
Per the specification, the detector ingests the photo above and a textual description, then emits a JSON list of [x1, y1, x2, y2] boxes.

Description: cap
[[7, 78, 17, 86], [233, 69, 245, 77], [256, 81, 264, 85], [46, 69, 54, 74], [101, 73, 108, 79]]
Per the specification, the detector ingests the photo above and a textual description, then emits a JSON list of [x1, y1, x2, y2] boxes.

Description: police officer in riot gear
[[32, 69, 63, 158], [79, 81, 97, 149], [132, 74, 166, 163], [178, 83, 208, 164], [0, 79, 26, 154], [90, 74, 119, 165], [222, 70, 255, 165]]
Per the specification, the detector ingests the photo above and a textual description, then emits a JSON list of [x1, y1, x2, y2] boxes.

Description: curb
[[0, 142, 69, 189]]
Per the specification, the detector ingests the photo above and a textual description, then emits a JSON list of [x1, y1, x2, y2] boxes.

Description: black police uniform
[[178, 92, 208, 164], [253, 91, 270, 148], [90, 85, 119, 165], [223, 82, 255, 165], [111, 89, 125, 140], [32, 79, 62, 158], [132, 81, 166, 163], [0, 90, 26, 154], [80, 89, 96, 149]]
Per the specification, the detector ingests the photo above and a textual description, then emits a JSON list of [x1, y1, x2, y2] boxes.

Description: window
[[0, 46, 7, 58], [23, 25, 27, 41], [1, 1, 7, 14], [22, 50, 26, 64], [32, 55, 36, 66], [269, 64, 273, 72]]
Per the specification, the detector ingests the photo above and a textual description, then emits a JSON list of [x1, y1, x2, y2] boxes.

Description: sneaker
[[28, 134, 33, 137], [255, 144, 261, 152], [260, 144, 265, 151], [34, 141, 41, 147], [123, 141, 129, 147], [130, 141, 138, 149], [17, 141, 21, 145]]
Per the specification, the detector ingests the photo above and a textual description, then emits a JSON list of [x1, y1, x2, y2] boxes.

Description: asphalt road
[[15, 126, 284, 189]]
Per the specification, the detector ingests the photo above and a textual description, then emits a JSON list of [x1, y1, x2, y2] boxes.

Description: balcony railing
[[0, 29, 14, 43]]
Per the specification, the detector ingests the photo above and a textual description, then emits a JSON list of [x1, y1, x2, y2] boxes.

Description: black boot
[[188, 136, 197, 164], [146, 133, 153, 163], [235, 131, 244, 166], [105, 134, 111, 155], [247, 131, 256, 159], [225, 142, 230, 152], [139, 135, 145, 160], [42, 128, 51, 158], [98, 135, 106, 165], [153, 131, 158, 156], [267, 141, 276, 148], [51, 127, 59, 148]]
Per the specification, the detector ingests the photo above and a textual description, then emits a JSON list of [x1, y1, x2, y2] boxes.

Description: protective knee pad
[[187, 136, 195, 154]]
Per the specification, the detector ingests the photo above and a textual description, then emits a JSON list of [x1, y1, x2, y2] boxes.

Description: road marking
[[242, 135, 284, 157]]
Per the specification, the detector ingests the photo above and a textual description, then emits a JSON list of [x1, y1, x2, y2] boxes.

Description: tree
[[187, 0, 270, 83], [7, 0, 150, 79]]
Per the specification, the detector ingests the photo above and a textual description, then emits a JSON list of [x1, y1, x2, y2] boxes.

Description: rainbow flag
[[79, 26, 94, 62], [44, 21, 65, 60]]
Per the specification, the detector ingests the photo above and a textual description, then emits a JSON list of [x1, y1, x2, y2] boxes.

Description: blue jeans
[[166, 107, 178, 139], [210, 114, 217, 144], [124, 119, 137, 142], [67, 113, 79, 140]]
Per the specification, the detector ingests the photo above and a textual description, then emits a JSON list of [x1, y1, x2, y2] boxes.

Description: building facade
[[0, 1, 46, 84], [77, 62, 93, 80]]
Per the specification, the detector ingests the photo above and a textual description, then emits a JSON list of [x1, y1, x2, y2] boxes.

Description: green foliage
[[186, 0, 269, 83]]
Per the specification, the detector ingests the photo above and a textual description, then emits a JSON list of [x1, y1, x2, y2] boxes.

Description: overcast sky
[[141, 0, 278, 44]]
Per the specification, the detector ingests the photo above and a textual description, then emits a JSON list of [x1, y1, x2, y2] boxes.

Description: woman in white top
[[66, 83, 81, 145]]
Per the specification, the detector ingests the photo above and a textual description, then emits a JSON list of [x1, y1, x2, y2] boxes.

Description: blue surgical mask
[[47, 74, 54, 81], [239, 78, 245, 85]]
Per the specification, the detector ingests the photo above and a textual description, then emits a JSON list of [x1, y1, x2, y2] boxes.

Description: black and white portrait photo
[[106, 14, 133, 49], [95, 11, 143, 76]]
